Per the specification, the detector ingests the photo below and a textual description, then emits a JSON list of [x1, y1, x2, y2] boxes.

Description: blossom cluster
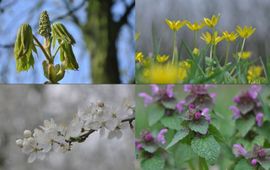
[[16, 101, 135, 163], [233, 144, 270, 167], [230, 85, 264, 127]]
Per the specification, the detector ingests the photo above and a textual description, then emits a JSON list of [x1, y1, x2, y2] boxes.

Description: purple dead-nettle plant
[[230, 85, 264, 127], [16, 101, 135, 163], [233, 144, 270, 168]]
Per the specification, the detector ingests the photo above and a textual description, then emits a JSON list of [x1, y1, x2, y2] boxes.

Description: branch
[[66, 116, 135, 144]]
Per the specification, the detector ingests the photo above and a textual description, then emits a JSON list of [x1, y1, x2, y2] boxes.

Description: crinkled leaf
[[141, 143, 158, 153], [252, 135, 265, 146], [259, 160, 270, 170], [189, 119, 209, 135], [60, 43, 79, 70], [235, 116, 255, 137], [161, 116, 183, 130], [237, 102, 254, 114], [256, 122, 270, 142], [147, 104, 164, 126], [208, 124, 225, 143], [166, 128, 189, 149], [174, 143, 196, 165], [141, 156, 165, 170], [234, 159, 253, 170], [191, 135, 220, 165], [161, 100, 177, 109]]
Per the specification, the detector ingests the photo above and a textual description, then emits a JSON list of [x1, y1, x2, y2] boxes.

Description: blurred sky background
[[0, 85, 135, 170], [0, 0, 135, 83], [136, 0, 270, 61]]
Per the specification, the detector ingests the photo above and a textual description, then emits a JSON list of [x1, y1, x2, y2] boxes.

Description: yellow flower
[[165, 19, 187, 32], [222, 31, 238, 42], [192, 48, 200, 56], [247, 66, 263, 83], [135, 52, 144, 63], [143, 63, 189, 84], [201, 31, 224, 45], [238, 51, 251, 59], [156, 55, 169, 63], [236, 26, 256, 39], [204, 14, 220, 28], [186, 21, 205, 31], [179, 61, 191, 80]]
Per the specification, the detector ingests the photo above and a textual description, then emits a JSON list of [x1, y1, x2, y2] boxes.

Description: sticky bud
[[23, 130, 32, 138], [251, 159, 257, 166]]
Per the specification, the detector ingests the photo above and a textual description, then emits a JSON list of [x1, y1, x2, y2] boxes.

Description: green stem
[[225, 42, 230, 65], [188, 160, 196, 170], [33, 35, 53, 63], [172, 31, 178, 64], [52, 42, 64, 59], [194, 31, 198, 48], [230, 38, 246, 75]]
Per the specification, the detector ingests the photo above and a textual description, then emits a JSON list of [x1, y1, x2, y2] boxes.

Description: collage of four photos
[[0, 0, 270, 170]]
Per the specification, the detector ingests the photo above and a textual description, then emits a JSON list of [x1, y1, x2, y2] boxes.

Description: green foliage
[[188, 119, 209, 135], [166, 128, 189, 149], [234, 159, 253, 170], [191, 135, 221, 165], [160, 116, 183, 130], [235, 116, 255, 136], [141, 156, 165, 170], [147, 104, 164, 126], [13, 11, 79, 83]]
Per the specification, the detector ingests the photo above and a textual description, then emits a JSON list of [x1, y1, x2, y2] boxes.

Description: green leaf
[[208, 124, 225, 143], [166, 128, 189, 149], [174, 143, 196, 165], [259, 160, 270, 170], [160, 116, 182, 130], [161, 100, 177, 109], [141, 143, 158, 153], [256, 122, 270, 142], [189, 119, 209, 135], [191, 135, 220, 165], [141, 156, 165, 170], [147, 104, 164, 126], [234, 159, 253, 170], [252, 135, 265, 146], [235, 116, 255, 137]]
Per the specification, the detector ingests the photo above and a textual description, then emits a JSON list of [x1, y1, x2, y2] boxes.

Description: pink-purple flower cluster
[[233, 144, 270, 167], [230, 85, 264, 127], [138, 85, 175, 106]]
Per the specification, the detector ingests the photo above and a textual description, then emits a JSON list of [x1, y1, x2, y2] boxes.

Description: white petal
[[27, 152, 37, 163]]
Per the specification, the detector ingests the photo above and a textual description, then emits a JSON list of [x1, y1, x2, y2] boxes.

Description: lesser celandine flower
[[165, 19, 187, 32], [192, 48, 200, 56], [222, 31, 238, 42], [237, 51, 251, 59], [135, 52, 144, 63], [201, 31, 224, 45], [186, 21, 205, 31], [156, 55, 169, 63], [236, 26, 256, 39], [204, 14, 220, 28], [247, 66, 263, 83]]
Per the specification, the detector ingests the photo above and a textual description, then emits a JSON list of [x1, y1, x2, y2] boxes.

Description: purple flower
[[189, 104, 196, 110], [194, 112, 202, 120], [138, 93, 153, 106], [135, 141, 143, 151], [256, 112, 264, 127], [157, 128, 168, 144], [233, 96, 241, 103], [230, 106, 241, 120], [210, 93, 217, 101], [201, 108, 211, 123], [184, 85, 193, 93], [150, 84, 159, 95], [166, 85, 175, 98], [176, 100, 186, 112], [248, 85, 262, 100], [143, 132, 154, 142], [251, 159, 257, 166], [258, 148, 266, 158], [233, 144, 247, 157], [184, 85, 215, 94]]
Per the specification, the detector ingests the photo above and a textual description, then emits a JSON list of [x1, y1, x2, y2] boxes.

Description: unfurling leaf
[[60, 43, 79, 70], [52, 23, 76, 45], [14, 24, 35, 72]]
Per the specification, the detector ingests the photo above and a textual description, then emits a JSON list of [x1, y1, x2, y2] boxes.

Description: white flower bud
[[16, 139, 23, 147], [23, 130, 32, 138], [27, 137, 35, 145]]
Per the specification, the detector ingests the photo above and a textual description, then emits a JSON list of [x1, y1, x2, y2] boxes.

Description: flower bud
[[23, 130, 32, 138], [194, 112, 202, 120], [16, 139, 23, 147], [251, 159, 257, 166], [258, 149, 266, 158], [143, 132, 154, 142]]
